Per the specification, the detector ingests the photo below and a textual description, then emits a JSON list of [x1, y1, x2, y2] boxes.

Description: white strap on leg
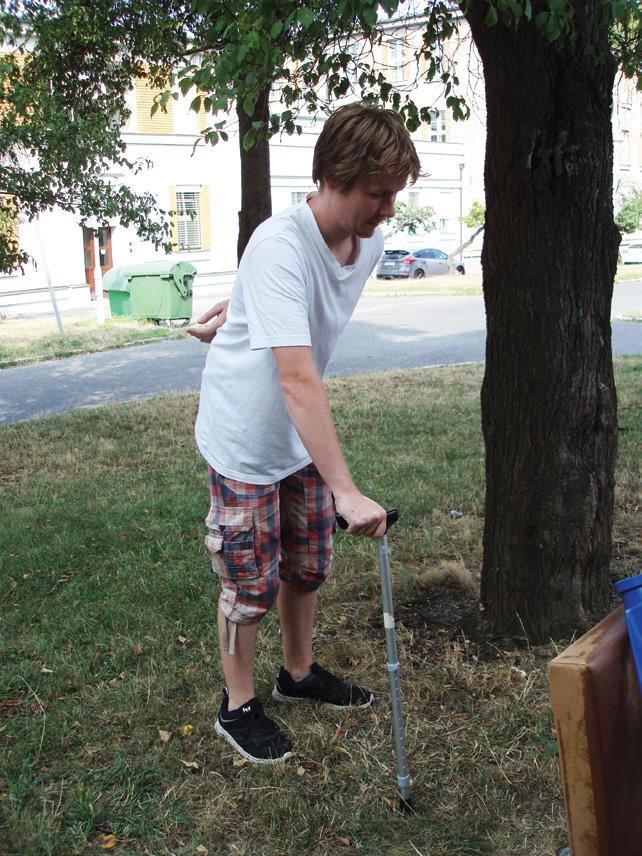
[[222, 618, 238, 656]]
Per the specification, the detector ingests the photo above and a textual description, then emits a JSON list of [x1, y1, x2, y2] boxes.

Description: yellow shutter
[[379, 39, 388, 72], [200, 186, 211, 250], [405, 40, 413, 82], [135, 77, 173, 134], [197, 103, 208, 133], [169, 186, 179, 249], [196, 91, 209, 133]]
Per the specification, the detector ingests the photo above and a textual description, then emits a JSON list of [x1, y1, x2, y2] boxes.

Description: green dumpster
[[102, 267, 132, 317], [103, 261, 196, 322]]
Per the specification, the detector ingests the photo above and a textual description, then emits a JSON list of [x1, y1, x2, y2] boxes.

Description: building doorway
[[82, 226, 113, 298]]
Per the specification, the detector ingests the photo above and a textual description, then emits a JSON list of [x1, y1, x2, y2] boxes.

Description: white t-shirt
[[195, 201, 383, 484]]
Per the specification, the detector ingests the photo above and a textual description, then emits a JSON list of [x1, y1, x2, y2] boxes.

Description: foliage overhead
[[176, 0, 469, 152], [0, 0, 198, 273], [0, 0, 640, 274]]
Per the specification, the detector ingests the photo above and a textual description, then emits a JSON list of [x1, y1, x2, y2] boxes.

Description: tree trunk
[[466, 1, 620, 642], [236, 86, 272, 263]]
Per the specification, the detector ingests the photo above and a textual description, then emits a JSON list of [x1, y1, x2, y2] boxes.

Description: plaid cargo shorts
[[205, 463, 335, 633]]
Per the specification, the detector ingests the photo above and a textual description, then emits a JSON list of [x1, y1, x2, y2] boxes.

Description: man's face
[[330, 173, 408, 238]]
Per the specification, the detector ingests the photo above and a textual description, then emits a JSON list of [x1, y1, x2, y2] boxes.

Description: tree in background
[[176, 0, 466, 259], [0, 0, 197, 273], [447, 199, 485, 269], [615, 186, 642, 234], [381, 200, 436, 241]]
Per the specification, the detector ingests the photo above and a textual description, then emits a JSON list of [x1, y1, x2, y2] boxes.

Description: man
[[188, 103, 420, 765]]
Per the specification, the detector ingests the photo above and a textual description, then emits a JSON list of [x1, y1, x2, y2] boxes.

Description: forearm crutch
[[337, 508, 413, 813]]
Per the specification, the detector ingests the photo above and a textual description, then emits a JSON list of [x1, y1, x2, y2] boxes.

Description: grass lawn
[[363, 273, 483, 296], [0, 315, 185, 369], [0, 360, 640, 856]]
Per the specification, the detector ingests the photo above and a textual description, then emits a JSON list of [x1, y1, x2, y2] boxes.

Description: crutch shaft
[[378, 534, 411, 801]]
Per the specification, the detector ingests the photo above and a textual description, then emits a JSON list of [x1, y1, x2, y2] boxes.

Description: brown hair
[[312, 103, 421, 191]]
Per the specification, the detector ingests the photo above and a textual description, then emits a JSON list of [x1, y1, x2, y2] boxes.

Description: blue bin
[[614, 573, 642, 693]]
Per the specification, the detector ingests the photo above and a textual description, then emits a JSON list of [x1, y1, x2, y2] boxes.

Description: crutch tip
[[399, 796, 415, 814]]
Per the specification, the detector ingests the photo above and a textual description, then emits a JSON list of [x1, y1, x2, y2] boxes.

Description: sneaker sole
[[215, 720, 293, 765], [272, 685, 374, 709]]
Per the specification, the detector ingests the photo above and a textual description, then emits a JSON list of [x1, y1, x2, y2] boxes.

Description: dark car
[[376, 248, 465, 279]]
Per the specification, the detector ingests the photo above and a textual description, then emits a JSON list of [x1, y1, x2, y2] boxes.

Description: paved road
[[1, 287, 640, 426]]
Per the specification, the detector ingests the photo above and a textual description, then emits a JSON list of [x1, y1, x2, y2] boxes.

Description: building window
[[430, 110, 447, 142], [176, 190, 202, 250], [291, 190, 314, 205], [388, 38, 406, 82], [408, 190, 421, 209]]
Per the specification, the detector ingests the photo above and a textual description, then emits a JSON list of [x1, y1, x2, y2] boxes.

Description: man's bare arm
[[273, 346, 386, 537]]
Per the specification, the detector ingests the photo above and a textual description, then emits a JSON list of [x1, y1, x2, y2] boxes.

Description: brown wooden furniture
[[549, 605, 642, 856]]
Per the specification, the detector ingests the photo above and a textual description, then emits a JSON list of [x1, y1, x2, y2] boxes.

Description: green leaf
[[485, 5, 498, 27], [190, 95, 202, 113], [297, 8, 315, 29], [361, 5, 378, 28], [270, 21, 284, 38], [242, 94, 256, 116]]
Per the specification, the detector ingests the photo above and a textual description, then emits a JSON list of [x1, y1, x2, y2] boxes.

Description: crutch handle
[[336, 508, 399, 533]]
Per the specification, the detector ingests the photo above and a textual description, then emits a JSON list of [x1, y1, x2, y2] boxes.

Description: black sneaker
[[215, 693, 293, 765], [272, 662, 374, 709]]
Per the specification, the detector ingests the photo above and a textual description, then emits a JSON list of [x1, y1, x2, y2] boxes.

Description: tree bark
[[466, 0, 620, 642], [236, 85, 272, 263]]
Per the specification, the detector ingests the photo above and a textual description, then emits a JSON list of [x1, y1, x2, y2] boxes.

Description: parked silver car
[[376, 248, 465, 279], [621, 242, 642, 264]]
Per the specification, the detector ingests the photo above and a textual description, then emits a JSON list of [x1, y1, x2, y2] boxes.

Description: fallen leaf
[[180, 724, 194, 737], [40, 666, 53, 674], [100, 834, 117, 849], [177, 636, 187, 644], [232, 756, 246, 767], [479, 603, 486, 612], [195, 847, 208, 855], [158, 729, 171, 743], [337, 837, 352, 847], [296, 766, 306, 776], [203, 654, 212, 664], [133, 644, 143, 656], [180, 759, 200, 770]]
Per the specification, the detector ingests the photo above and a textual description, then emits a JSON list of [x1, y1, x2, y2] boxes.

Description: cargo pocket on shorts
[[205, 506, 259, 582]]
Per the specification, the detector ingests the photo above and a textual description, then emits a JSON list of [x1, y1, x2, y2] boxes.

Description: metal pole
[[35, 218, 65, 339], [377, 533, 412, 811], [458, 162, 464, 261]]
